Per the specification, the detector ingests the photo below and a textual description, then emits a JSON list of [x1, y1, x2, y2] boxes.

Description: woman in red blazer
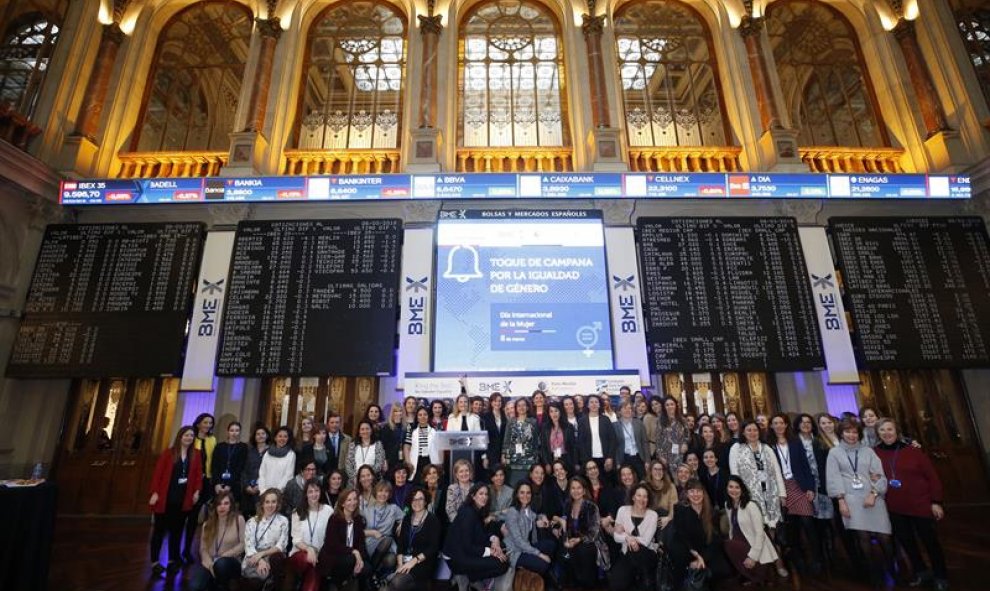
[[148, 425, 203, 576], [317, 488, 372, 591]]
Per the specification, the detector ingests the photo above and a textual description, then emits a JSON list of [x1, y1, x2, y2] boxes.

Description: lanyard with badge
[[846, 449, 864, 489], [886, 448, 903, 489], [256, 516, 275, 548], [178, 454, 189, 485], [221, 444, 234, 482], [776, 443, 792, 478], [307, 511, 318, 541]]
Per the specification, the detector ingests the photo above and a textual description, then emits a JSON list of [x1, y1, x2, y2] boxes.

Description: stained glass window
[[459, 0, 568, 147], [613, 1, 728, 147], [0, 14, 58, 118], [296, 1, 405, 150], [134, 2, 252, 152], [767, 0, 885, 147], [953, 3, 990, 112]]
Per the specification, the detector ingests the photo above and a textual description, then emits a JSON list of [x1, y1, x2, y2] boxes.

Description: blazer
[[481, 411, 508, 464], [727, 502, 779, 564], [577, 414, 618, 466], [150, 448, 203, 513], [395, 511, 442, 580], [539, 420, 578, 467], [770, 438, 816, 493], [445, 413, 482, 432], [643, 414, 659, 458], [327, 432, 352, 473], [503, 506, 544, 566], [613, 418, 650, 466], [317, 513, 368, 577], [443, 504, 496, 569], [405, 425, 442, 477], [613, 506, 658, 553]]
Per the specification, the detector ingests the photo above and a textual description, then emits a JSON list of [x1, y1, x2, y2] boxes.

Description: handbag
[[682, 566, 711, 591]]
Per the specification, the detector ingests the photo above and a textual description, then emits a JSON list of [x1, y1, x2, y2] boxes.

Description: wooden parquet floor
[[48, 505, 990, 591]]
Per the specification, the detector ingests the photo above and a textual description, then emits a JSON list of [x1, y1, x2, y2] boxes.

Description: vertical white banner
[[605, 227, 651, 386], [397, 227, 434, 388], [798, 227, 859, 384], [181, 231, 236, 391]]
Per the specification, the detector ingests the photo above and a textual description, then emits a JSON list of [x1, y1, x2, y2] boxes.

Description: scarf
[[268, 444, 291, 458]]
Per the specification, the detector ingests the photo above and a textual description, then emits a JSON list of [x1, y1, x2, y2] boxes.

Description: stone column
[[582, 14, 610, 129], [74, 23, 125, 141], [892, 19, 950, 137], [417, 14, 443, 129], [408, 10, 444, 172], [243, 17, 281, 133], [581, 9, 623, 170], [738, 16, 780, 133], [738, 14, 802, 170]]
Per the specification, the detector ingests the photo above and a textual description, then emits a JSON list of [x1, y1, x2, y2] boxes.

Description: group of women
[[147, 392, 949, 591]]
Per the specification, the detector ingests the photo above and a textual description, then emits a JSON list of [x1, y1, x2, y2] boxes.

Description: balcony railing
[[628, 146, 742, 173], [0, 101, 42, 151], [282, 150, 400, 175], [117, 151, 227, 178], [800, 146, 906, 174], [456, 147, 574, 172]]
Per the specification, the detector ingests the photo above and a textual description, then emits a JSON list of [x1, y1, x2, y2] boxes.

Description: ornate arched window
[[133, 2, 252, 152], [296, 1, 406, 150], [613, 0, 728, 147], [952, 1, 990, 111], [0, 14, 59, 117], [459, 0, 568, 147], [767, 0, 885, 147]]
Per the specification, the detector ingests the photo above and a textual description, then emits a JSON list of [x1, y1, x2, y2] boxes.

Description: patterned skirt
[[783, 478, 814, 517]]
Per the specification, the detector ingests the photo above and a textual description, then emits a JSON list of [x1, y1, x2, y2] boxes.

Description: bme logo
[[810, 274, 842, 330], [406, 277, 428, 335], [612, 275, 639, 333]]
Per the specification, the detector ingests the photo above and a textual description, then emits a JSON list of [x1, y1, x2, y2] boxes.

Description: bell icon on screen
[[443, 245, 483, 283]]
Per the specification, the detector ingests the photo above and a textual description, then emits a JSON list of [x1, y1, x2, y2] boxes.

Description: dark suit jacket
[[577, 415, 617, 466], [612, 418, 650, 466], [539, 420, 578, 468], [317, 513, 368, 577], [481, 411, 507, 465], [771, 438, 817, 493]]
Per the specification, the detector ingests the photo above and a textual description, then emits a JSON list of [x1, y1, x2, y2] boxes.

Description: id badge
[[851, 478, 864, 490], [889, 479, 902, 489], [671, 443, 679, 454], [221, 471, 232, 481], [553, 448, 562, 459], [178, 477, 188, 485], [515, 443, 524, 455]]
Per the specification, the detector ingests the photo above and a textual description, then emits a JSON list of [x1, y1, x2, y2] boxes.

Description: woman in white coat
[[445, 393, 482, 431], [723, 475, 778, 585], [405, 406, 441, 482]]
